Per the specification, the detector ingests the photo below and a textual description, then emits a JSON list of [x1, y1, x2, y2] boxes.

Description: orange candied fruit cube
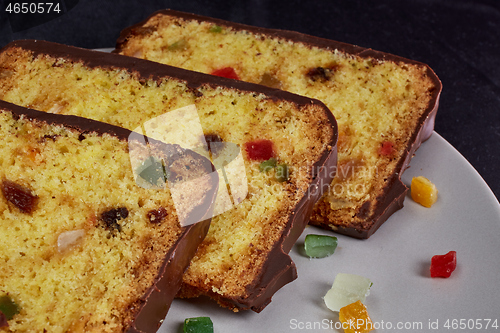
[[411, 176, 438, 208], [339, 300, 373, 333]]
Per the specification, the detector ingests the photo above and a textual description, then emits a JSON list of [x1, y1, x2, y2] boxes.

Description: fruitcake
[[0, 40, 338, 312]]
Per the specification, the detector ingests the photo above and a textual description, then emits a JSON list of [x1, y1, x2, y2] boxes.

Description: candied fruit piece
[[147, 207, 168, 224], [244, 139, 275, 161], [259, 157, 277, 173], [339, 300, 374, 333], [259, 72, 282, 89], [304, 234, 338, 258], [47, 103, 64, 114], [184, 316, 213, 333], [168, 39, 189, 51], [411, 176, 438, 208], [57, 229, 85, 253], [258, 157, 291, 182], [378, 141, 394, 156], [208, 25, 223, 33], [211, 67, 239, 80], [275, 163, 290, 182], [1, 179, 38, 214], [0, 295, 20, 321], [306, 66, 334, 82], [430, 251, 457, 278], [100, 207, 129, 233]]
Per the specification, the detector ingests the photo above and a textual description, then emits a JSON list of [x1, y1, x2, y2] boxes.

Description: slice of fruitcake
[[0, 40, 338, 312], [0, 100, 217, 332]]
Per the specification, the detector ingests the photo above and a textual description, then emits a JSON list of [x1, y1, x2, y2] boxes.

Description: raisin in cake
[[0, 100, 217, 332], [114, 9, 442, 239], [0, 40, 338, 312]]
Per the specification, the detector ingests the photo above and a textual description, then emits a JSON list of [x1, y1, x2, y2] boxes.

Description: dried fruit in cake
[[244, 139, 275, 161], [114, 9, 442, 239], [259, 157, 277, 172], [57, 229, 86, 253], [1, 179, 38, 214], [211, 66, 239, 80], [0, 295, 20, 321]]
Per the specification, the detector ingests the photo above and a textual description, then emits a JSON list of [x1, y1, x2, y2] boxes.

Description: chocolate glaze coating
[[0, 41, 338, 312], [115, 9, 442, 239], [126, 220, 211, 333], [3, 39, 332, 114], [0, 99, 218, 332], [0, 98, 133, 140]]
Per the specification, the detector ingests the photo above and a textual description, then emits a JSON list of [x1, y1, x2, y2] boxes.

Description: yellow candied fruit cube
[[339, 300, 373, 333], [411, 176, 438, 208]]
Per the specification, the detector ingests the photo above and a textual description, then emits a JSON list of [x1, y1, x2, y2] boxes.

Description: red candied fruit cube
[[379, 141, 395, 156], [211, 67, 240, 80], [430, 251, 457, 278], [244, 139, 275, 161]]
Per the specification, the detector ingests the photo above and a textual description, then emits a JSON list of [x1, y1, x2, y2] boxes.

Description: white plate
[[161, 132, 500, 332]]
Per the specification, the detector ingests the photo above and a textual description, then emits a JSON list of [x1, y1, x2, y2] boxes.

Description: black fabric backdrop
[[0, 0, 499, 201]]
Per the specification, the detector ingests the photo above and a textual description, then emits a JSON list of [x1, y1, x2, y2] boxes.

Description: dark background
[[1, 0, 499, 201]]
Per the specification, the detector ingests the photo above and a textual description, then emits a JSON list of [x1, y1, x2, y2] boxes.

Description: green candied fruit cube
[[209, 25, 223, 33], [183, 316, 213, 333], [168, 39, 189, 51], [275, 163, 290, 182], [259, 157, 277, 172], [0, 295, 20, 320], [304, 234, 338, 258]]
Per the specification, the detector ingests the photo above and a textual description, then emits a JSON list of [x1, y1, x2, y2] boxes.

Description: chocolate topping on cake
[[7, 39, 332, 114]]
